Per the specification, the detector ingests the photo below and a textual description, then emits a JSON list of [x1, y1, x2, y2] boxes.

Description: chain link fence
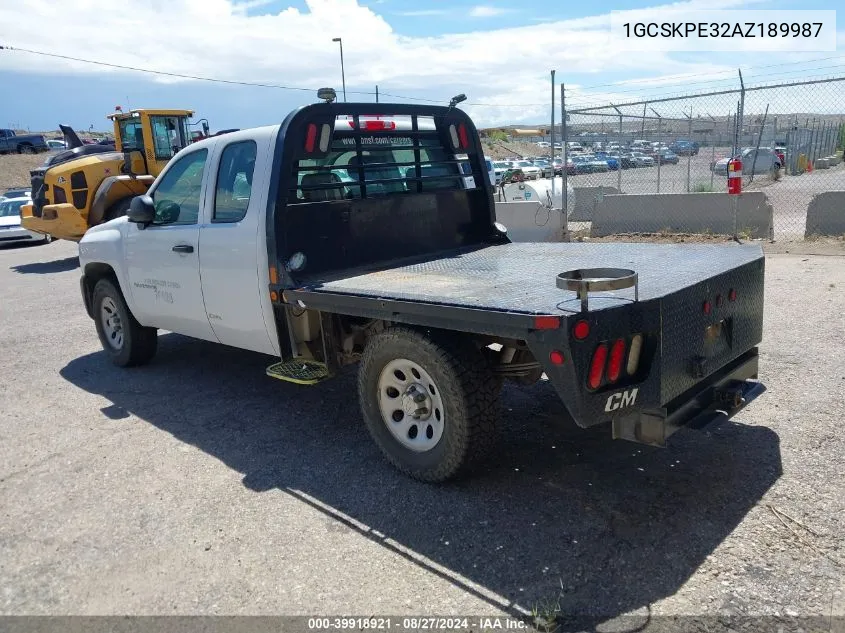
[[555, 76, 845, 247]]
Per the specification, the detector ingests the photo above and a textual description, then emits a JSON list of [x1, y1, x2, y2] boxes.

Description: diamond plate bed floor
[[296, 243, 763, 315]]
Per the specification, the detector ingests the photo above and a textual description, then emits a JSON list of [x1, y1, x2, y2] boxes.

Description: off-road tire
[[358, 327, 500, 482], [104, 197, 133, 222], [92, 279, 157, 367]]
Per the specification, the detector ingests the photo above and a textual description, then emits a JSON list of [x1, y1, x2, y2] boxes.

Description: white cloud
[[0, 0, 837, 126], [468, 5, 511, 17]]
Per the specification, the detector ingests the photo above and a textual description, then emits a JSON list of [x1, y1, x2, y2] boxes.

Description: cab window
[[149, 149, 208, 225], [214, 141, 257, 223], [150, 116, 189, 161]]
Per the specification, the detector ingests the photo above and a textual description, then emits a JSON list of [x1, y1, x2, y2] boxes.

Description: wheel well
[[81, 263, 119, 318]]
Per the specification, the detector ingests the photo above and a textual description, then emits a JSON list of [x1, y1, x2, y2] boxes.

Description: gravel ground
[[0, 240, 843, 630]]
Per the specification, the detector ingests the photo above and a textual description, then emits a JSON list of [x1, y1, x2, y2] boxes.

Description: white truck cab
[[79, 126, 282, 358]]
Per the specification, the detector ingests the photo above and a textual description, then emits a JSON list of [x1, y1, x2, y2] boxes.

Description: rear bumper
[[612, 348, 764, 446]]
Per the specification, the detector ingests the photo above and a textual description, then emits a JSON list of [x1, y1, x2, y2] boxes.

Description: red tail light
[[607, 339, 626, 383], [549, 350, 565, 365], [304, 123, 317, 152], [728, 288, 737, 301], [458, 123, 469, 149], [703, 300, 712, 315], [573, 320, 590, 340], [534, 315, 560, 330], [588, 344, 608, 390]]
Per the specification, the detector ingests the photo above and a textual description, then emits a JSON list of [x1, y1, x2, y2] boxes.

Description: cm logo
[[605, 388, 639, 412]]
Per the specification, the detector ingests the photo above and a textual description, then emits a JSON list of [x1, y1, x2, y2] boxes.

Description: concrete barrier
[[816, 158, 830, 169], [495, 200, 565, 242], [570, 186, 620, 222], [804, 191, 845, 237], [590, 192, 773, 239]]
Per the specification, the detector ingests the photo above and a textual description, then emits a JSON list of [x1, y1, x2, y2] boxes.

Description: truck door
[[197, 137, 277, 355], [125, 148, 218, 342]]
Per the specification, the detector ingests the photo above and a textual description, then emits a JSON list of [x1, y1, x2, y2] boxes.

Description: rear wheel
[[358, 327, 500, 482], [17, 144, 36, 154], [92, 279, 157, 367]]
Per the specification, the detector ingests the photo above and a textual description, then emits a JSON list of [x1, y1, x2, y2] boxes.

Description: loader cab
[[108, 109, 195, 176]]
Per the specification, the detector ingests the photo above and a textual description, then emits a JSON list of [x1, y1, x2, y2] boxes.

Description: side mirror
[[128, 195, 155, 225]]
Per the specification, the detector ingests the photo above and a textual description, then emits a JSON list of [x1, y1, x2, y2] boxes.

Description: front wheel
[[358, 327, 500, 482], [41, 234, 53, 244], [92, 279, 158, 367]]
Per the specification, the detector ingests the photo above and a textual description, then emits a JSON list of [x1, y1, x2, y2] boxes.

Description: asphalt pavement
[[1, 239, 843, 625]]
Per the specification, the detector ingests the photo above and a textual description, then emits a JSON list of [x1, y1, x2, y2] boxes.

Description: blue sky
[[0, 0, 842, 132]]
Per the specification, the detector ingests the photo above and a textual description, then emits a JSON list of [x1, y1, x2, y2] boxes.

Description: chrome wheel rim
[[100, 297, 124, 350], [378, 358, 445, 452]]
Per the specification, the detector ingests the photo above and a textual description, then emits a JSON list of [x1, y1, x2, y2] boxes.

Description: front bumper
[[612, 349, 764, 447], [20, 203, 87, 241]]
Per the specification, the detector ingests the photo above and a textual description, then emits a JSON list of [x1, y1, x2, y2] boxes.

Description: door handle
[[172, 244, 194, 254]]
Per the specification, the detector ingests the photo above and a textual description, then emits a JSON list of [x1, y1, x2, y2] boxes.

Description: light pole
[[332, 37, 347, 102]]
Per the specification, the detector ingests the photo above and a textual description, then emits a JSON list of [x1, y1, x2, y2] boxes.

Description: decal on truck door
[[605, 388, 639, 412]]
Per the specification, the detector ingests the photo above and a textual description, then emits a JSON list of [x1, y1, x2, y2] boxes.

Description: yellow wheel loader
[[21, 109, 208, 242]]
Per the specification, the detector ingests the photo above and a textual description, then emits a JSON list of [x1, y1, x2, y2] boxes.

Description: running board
[[266, 359, 330, 385]]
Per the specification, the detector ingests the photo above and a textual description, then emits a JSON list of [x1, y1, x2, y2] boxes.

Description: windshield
[[517, 161, 532, 167], [0, 199, 26, 217]]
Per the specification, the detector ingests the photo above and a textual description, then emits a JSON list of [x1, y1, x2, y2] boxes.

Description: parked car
[[614, 153, 638, 169], [492, 161, 510, 184], [0, 129, 49, 154], [514, 160, 541, 180], [711, 147, 782, 175], [569, 156, 594, 174], [655, 149, 680, 165], [46, 139, 67, 151], [670, 140, 699, 156], [532, 159, 553, 178], [629, 152, 655, 167], [0, 197, 52, 245], [774, 146, 786, 165], [536, 141, 551, 148], [594, 152, 619, 171], [0, 188, 31, 202], [548, 158, 564, 175]]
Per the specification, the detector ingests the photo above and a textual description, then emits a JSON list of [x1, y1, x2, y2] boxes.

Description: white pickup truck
[[78, 101, 766, 482]]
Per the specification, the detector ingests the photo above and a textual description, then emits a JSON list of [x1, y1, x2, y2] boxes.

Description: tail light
[[728, 288, 737, 301], [304, 124, 317, 153], [573, 320, 590, 340], [458, 123, 469, 149], [703, 300, 712, 315], [588, 344, 608, 390], [607, 339, 626, 383]]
